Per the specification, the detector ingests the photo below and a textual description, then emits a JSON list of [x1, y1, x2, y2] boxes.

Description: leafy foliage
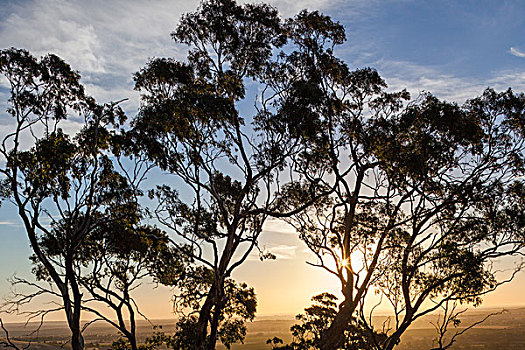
[[2, 2, 525, 350], [268, 293, 386, 350], [260, 6, 525, 349], [129, 1, 324, 348], [0, 47, 160, 350]]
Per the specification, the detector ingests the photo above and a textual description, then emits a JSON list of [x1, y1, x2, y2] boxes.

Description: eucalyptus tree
[[0, 48, 176, 350], [268, 293, 386, 350], [269, 10, 525, 350], [128, 0, 334, 348], [366, 89, 525, 350], [40, 200, 181, 350], [426, 300, 505, 350], [0, 47, 97, 350]]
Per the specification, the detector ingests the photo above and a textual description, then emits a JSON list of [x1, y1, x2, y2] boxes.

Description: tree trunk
[[320, 300, 356, 350], [66, 256, 85, 350], [207, 287, 226, 350], [59, 284, 83, 350], [70, 326, 84, 350], [194, 282, 217, 349], [382, 319, 412, 350], [128, 310, 138, 350], [128, 334, 138, 350], [194, 275, 227, 350]]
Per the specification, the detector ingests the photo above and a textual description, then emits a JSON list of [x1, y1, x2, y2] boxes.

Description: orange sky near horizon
[[1, 219, 524, 324]]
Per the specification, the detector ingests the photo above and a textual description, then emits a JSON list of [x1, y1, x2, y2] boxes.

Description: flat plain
[[2, 308, 525, 349]]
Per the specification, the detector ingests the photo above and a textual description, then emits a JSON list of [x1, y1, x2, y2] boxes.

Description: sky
[[1, 0, 525, 323]]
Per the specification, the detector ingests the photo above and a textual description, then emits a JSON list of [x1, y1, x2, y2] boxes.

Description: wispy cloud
[[371, 59, 525, 103], [510, 47, 525, 58], [3, 0, 524, 120], [0, 221, 20, 226], [0, 0, 196, 109], [267, 244, 298, 260], [265, 0, 345, 16], [262, 219, 297, 235], [0, 0, 341, 109], [247, 243, 299, 261], [0, 0, 347, 154]]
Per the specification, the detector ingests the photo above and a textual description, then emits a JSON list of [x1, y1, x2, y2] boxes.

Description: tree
[[267, 293, 386, 350], [355, 88, 525, 350], [128, 1, 333, 348], [0, 318, 26, 350], [48, 202, 181, 350], [0, 47, 98, 350], [267, 10, 525, 350], [153, 279, 256, 350], [0, 48, 175, 350], [428, 300, 505, 350], [3, 190, 178, 350]]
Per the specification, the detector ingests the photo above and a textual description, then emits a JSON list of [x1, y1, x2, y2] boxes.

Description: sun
[[341, 257, 350, 268], [340, 254, 365, 274]]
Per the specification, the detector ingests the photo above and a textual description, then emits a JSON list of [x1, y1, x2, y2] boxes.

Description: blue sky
[[345, 0, 525, 75], [1, 0, 525, 322]]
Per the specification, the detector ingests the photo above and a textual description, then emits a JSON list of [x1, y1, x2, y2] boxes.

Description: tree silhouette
[[0, 48, 175, 350], [268, 293, 386, 350], [357, 88, 525, 350], [0, 47, 97, 350], [267, 10, 525, 350], [0, 318, 27, 350], [1, 1, 525, 349], [428, 300, 505, 350], [129, 0, 305, 348]]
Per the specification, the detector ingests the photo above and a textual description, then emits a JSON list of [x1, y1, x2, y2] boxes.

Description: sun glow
[[340, 253, 365, 275]]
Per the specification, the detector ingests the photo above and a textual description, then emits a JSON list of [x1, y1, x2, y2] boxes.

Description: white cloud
[[488, 70, 525, 91], [0, 0, 346, 154], [0, 0, 346, 120], [262, 218, 297, 235], [0, 0, 199, 108], [372, 59, 525, 104], [247, 242, 299, 261], [267, 244, 298, 259], [2, 4, 105, 73], [3, 0, 522, 119], [510, 47, 525, 58], [0, 221, 19, 226], [265, 0, 344, 16]]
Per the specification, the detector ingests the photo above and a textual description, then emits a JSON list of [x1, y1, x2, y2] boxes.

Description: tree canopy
[[0, 47, 179, 350], [270, 14, 525, 349]]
